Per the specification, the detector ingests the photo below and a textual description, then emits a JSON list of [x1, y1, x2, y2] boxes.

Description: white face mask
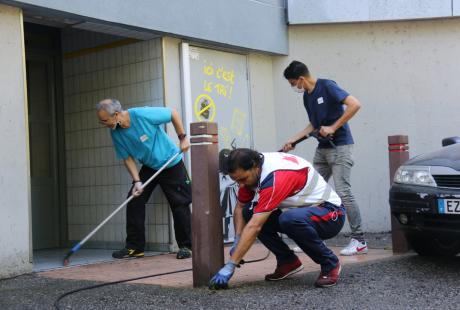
[[110, 115, 121, 130], [111, 122, 120, 130], [291, 80, 305, 93], [292, 85, 305, 93]]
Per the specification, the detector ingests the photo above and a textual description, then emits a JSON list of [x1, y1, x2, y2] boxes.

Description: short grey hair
[[96, 98, 123, 115]]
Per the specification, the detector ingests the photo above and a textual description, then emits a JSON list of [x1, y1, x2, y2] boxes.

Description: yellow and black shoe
[[112, 248, 144, 259]]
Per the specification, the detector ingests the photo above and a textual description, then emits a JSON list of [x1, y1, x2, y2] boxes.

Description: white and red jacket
[[238, 152, 342, 214]]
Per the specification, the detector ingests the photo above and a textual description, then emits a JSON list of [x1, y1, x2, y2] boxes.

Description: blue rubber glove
[[229, 234, 240, 256], [209, 261, 237, 289]]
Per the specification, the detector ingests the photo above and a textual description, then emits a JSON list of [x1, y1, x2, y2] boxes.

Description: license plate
[[438, 199, 460, 214]]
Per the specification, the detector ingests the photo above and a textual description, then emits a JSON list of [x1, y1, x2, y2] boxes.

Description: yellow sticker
[[194, 93, 216, 122]]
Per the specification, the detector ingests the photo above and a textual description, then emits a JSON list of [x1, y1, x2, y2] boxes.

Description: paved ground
[[36, 244, 393, 288], [2, 233, 460, 309]]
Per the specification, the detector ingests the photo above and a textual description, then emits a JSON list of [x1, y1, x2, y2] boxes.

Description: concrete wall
[[162, 38, 183, 136], [455, 0, 460, 15], [272, 18, 460, 232], [4, 0, 288, 55], [248, 54, 278, 152], [161, 37, 185, 250], [62, 31, 171, 250], [288, 0, 459, 24], [0, 4, 32, 277]]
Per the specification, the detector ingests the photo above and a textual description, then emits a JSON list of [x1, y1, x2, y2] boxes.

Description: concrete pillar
[[0, 4, 32, 278], [190, 122, 224, 287], [388, 135, 410, 253]]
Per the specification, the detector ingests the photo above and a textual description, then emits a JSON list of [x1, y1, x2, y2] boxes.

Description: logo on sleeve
[[282, 155, 299, 164], [140, 134, 149, 142], [317, 97, 324, 104]]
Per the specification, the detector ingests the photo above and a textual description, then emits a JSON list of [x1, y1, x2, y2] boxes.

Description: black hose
[[240, 250, 270, 265], [54, 268, 192, 310], [0, 273, 30, 282], [54, 251, 270, 310]]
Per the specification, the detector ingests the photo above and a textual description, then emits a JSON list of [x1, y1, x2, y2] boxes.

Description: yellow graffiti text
[[203, 80, 213, 93], [203, 65, 214, 76]]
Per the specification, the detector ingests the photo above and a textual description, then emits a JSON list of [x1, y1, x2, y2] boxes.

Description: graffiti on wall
[[189, 47, 251, 242], [192, 58, 250, 150]]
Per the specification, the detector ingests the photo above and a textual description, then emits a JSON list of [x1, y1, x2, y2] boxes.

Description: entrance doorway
[[26, 56, 60, 250], [24, 23, 66, 255]]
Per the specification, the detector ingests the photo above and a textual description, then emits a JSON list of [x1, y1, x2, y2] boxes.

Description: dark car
[[389, 137, 460, 256]]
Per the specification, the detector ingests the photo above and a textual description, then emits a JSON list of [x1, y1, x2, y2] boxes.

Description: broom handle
[[76, 152, 181, 248]]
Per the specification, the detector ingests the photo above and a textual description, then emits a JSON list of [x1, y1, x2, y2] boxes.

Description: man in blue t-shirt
[[96, 98, 192, 260], [282, 61, 367, 256]]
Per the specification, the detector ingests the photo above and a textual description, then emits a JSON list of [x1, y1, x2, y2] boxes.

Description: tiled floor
[[39, 243, 395, 287], [33, 248, 161, 272]]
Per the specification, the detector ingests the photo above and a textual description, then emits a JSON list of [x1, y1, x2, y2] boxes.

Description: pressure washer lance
[[309, 130, 336, 149], [278, 129, 336, 152], [62, 152, 182, 266]]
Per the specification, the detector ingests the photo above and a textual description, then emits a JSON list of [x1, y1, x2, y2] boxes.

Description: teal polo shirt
[[110, 107, 181, 170]]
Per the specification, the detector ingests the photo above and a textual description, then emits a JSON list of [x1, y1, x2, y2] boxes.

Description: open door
[[26, 56, 60, 250]]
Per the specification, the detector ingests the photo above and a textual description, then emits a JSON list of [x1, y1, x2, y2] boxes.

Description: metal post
[[388, 135, 410, 253], [190, 122, 224, 287]]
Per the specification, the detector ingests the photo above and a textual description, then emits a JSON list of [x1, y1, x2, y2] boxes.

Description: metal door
[[26, 57, 59, 249], [184, 45, 252, 242], [188, 46, 252, 149]]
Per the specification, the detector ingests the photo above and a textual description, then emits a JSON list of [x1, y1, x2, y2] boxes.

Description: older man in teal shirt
[[96, 98, 192, 259]]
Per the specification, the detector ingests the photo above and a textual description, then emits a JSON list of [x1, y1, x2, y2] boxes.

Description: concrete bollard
[[388, 135, 410, 253], [190, 122, 224, 287]]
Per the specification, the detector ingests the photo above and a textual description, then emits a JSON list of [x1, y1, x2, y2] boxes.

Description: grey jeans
[[313, 144, 364, 239]]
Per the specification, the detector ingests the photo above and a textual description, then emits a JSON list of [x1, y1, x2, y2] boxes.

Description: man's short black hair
[[227, 148, 264, 174], [283, 61, 310, 80]]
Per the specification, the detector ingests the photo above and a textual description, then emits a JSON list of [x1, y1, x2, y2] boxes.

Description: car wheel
[[409, 235, 460, 256]]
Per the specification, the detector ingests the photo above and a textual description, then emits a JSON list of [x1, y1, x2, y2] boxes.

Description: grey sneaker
[[176, 247, 192, 259]]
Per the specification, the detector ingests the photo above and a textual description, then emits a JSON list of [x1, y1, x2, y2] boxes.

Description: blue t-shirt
[[110, 107, 181, 169], [303, 78, 354, 149]]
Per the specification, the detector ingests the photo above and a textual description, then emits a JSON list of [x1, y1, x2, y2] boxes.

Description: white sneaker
[[340, 238, 368, 256]]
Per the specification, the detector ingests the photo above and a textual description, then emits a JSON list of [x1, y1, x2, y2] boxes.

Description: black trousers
[[125, 161, 192, 251]]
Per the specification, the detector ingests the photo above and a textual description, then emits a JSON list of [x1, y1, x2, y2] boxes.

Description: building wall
[[272, 18, 460, 232], [62, 31, 171, 250], [161, 38, 184, 142], [5, 0, 288, 54], [0, 4, 32, 277], [288, 0, 459, 24], [161, 37, 184, 250], [248, 54, 278, 152]]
